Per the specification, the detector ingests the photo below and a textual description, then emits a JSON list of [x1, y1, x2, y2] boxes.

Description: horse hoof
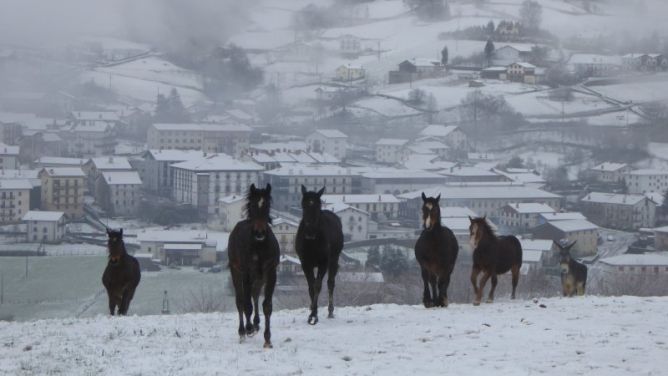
[[327, 312, 334, 319], [486, 299, 494, 304], [473, 301, 481, 306], [308, 316, 318, 325], [264, 342, 273, 349], [239, 335, 246, 343], [442, 299, 448, 308], [247, 330, 257, 337]]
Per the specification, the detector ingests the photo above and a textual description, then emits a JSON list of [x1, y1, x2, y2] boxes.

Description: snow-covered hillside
[[1, 296, 666, 375]]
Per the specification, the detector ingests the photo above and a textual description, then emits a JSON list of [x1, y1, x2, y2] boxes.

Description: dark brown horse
[[555, 240, 587, 296], [414, 193, 459, 307], [469, 217, 522, 305], [295, 185, 344, 325], [228, 183, 280, 348], [102, 228, 141, 315]]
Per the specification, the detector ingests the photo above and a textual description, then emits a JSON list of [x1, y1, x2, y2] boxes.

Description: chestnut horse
[[102, 228, 141, 315]]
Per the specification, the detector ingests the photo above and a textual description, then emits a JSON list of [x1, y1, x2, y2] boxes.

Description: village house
[[417, 125, 468, 151], [322, 194, 401, 221], [388, 58, 445, 84], [0, 169, 41, 209], [480, 66, 508, 80], [339, 34, 362, 56], [0, 179, 31, 223], [439, 165, 508, 183], [273, 217, 300, 256], [495, 21, 521, 39], [440, 206, 479, 246], [518, 238, 556, 268], [0, 121, 22, 145], [137, 230, 218, 266], [306, 129, 348, 160], [217, 194, 245, 232], [624, 169, 668, 194], [96, 171, 143, 217], [39, 167, 85, 218], [251, 150, 340, 170], [506, 62, 537, 84], [171, 154, 263, 217], [537, 211, 587, 226], [406, 140, 451, 159], [323, 202, 369, 242], [138, 149, 203, 196], [0, 143, 19, 169], [401, 154, 456, 172], [653, 226, 668, 251], [34, 157, 87, 169], [63, 122, 117, 157], [599, 253, 668, 275], [493, 168, 546, 187], [335, 64, 365, 82], [22, 210, 65, 243], [499, 202, 556, 231], [147, 123, 252, 158], [262, 165, 359, 211], [622, 53, 666, 71], [83, 156, 133, 195], [399, 183, 562, 220], [567, 54, 622, 77], [493, 45, 531, 65], [532, 219, 599, 256], [586, 162, 631, 183], [580, 192, 656, 230]]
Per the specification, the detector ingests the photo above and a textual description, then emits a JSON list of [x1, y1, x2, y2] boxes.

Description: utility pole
[[25, 255, 28, 279], [161, 290, 170, 314], [1, 271, 4, 305]]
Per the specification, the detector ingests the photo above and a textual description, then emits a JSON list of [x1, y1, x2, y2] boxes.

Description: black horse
[[555, 240, 587, 296], [295, 185, 344, 325], [469, 217, 522, 305], [414, 193, 459, 308], [102, 228, 141, 315], [228, 183, 280, 348]]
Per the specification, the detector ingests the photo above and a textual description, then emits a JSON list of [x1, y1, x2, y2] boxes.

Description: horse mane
[[473, 217, 496, 240], [244, 188, 273, 225]]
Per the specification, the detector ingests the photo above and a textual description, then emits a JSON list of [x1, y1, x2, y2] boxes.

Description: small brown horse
[[555, 240, 587, 297], [414, 193, 459, 307], [469, 217, 522, 305], [228, 183, 280, 348], [102, 228, 141, 315]]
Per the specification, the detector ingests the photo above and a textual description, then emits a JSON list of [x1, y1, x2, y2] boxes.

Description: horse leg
[[231, 271, 246, 340], [303, 267, 318, 325], [428, 275, 438, 307], [420, 268, 433, 308], [326, 261, 339, 319], [251, 280, 262, 335], [262, 270, 277, 349], [243, 276, 254, 335], [487, 274, 498, 303], [107, 291, 116, 315], [470, 267, 481, 304], [438, 271, 452, 307], [511, 264, 520, 299], [309, 266, 327, 325], [475, 271, 491, 306], [119, 286, 136, 315]]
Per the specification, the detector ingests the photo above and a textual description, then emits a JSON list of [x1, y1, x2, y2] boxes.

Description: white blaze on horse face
[[258, 197, 264, 209], [469, 223, 479, 250]]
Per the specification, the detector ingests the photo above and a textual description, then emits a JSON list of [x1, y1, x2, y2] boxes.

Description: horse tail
[[509, 235, 523, 265]]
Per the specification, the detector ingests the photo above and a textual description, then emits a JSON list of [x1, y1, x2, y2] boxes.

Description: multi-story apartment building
[[171, 154, 263, 217], [322, 194, 401, 221], [0, 143, 19, 169], [139, 149, 204, 196], [39, 167, 85, 218], [96, 171, 143, 217], [306, 129, 348, 160], [580, 192, 656, 230], [0, 179, 31, 223], [262, 165, 359, 211], [83, 156, 133, 195], [147, 123, 252, 157], [375, 139, 409, 164], [63, 122, 117, 157], [624, 169, 668, 194], [499, 202, 556, 231], [587, 162, 631, 183]]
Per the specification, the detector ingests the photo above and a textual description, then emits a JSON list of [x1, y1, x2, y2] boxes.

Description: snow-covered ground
[[1, 296, 667, 375]]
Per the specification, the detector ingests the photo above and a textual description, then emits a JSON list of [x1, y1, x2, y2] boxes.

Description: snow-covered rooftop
[[145, 149, 205, 162], [539, 212, 587, 221], [89, 156, 132, 171], [322, 194, 400, 205], [312, 129, 348, 139], [0, 143, 19, 155], [71, 111, 120, 122], [152, 123, 252, 132], [41, 167, 85, 177], [101, 171, 142, 185], [581, 192, 650, 206], [439, 166, 500, 177], [22, 210, 64, 222], [627, 169, 668, 176], [171, 154, 263, 172], [401, 184, 561, 201], [34, 157, 86, 167], [589, 162, 628, 172], [600, 253, 668, 266], [264, 165, 353, 177], [548, 219, 599, 233], [137, 230, 211, 244], [441, 206, 477, 218], [0, 179, 33, 190], [375, 138, 409, 146], [518, 238, 554, 252], [567, 53, 622, 66], [219, 194, 244, 204], [418, 125, 459, 138], [504, 203, 556, 214]]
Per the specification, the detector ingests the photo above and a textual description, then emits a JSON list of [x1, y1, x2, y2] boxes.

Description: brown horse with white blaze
[[469, 217, 522, 305]]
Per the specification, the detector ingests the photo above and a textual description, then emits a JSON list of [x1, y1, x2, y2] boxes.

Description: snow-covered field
[[1, 296, 666, 375]]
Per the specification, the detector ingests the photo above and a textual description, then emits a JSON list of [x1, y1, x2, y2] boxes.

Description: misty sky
[[0, 0, 251, 50]]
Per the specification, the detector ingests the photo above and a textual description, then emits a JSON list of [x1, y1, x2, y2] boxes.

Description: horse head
[[247, 183, 272, 241], [421, 192, 442, 232], [106, 228, 125, 264], [468, 216, 489, 249], [555, 239, 576, 274], [301, 185, 325, 239]]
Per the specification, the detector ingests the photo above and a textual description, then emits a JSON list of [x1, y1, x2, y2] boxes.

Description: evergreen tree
[[380, 248, 409, 279], [366, 247, 381, 271], [486, 20, 495, 35], [484, 39, 495, 67], [167, 88, 189, 122], [520, 0, 542, 31], [441, 46, 449, 66]]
